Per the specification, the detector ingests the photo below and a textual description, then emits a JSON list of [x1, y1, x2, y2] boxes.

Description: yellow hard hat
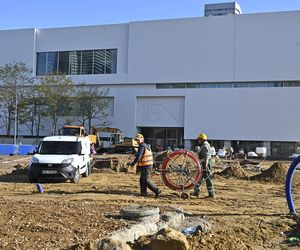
[[198, 133, 207, 140], [135, 133, 144, 140]]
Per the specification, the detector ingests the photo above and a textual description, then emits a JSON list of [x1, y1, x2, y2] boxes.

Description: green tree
[[74, 83, 111, 132], [0, 62, 34, 136], [18, 87, 48, 136], [36, 74, 74, 135]]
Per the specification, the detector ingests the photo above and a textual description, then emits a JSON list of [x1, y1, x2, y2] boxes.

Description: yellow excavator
[[61, 125, 97, 144], [90, 126, 138, 153]]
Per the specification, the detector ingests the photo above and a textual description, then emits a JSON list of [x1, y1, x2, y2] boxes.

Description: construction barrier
[[0, 144, 37, 155]]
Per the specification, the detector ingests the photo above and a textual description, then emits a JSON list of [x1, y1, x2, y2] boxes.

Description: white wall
[[127, 11, 300, 84], [0, 29, 35, 69], [184, 87, 300, 141], [128, 17, 235, 83], [234, 11, 300, 81]]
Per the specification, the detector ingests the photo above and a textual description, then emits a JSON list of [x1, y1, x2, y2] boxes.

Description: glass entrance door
[[140, 127, 184, 151]]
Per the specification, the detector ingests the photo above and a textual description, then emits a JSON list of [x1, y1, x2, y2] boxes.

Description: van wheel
[[83, 163, 89, 177], [71, 168, 80, 183]]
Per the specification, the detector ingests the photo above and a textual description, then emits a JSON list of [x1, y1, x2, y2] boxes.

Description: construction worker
[[128, 134, 161, 198], [193, 133, 215, 198]]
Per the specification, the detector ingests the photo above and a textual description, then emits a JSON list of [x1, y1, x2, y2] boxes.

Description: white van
[[28, 136, 91, 183]]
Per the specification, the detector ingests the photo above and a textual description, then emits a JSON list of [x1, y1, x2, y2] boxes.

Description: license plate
[[42, 170, 57, 174]]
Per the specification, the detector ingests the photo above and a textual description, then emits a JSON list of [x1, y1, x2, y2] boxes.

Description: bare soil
[[0, 155, 299, 249]]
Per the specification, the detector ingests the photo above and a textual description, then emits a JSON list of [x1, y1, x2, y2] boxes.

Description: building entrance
[[140, 127, 184, 151]]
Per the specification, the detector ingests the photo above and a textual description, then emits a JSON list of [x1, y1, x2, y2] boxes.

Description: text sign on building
[[136, 97, 184, 127]]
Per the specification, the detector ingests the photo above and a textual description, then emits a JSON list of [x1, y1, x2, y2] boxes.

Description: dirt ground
[[0, 155, 299, 249]]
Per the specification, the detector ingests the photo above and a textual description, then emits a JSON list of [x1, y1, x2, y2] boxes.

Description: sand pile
[[250, 162, 291, 183], [218, 162, 248, 179]]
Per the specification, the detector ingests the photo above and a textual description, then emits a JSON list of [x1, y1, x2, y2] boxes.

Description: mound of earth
[[250, 162, 292, 183], [93, 154, 135, 173], [218, 162, 248, 179]]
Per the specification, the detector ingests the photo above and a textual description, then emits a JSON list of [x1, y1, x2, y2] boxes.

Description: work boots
[[155, 189, 161, 198]]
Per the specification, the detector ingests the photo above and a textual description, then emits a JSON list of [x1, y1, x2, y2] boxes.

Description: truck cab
[[28, 136, 91, 183]]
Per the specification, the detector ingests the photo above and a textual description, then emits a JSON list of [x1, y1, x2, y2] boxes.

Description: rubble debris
[[180, 217, 212, 234], [93, 154, 136, 173]]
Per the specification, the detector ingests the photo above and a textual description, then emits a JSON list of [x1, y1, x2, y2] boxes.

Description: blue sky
[[1, 0, 300, 30]]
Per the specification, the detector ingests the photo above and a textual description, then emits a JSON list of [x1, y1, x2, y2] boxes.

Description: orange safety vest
[[138, 146, 153, 167]]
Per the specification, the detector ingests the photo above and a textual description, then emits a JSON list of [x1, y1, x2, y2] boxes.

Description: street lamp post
[[13, 85, 17, 146]]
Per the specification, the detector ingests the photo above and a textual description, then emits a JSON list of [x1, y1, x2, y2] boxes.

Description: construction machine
[[90, 126, 138, 153], [61, 125, 97, 144]]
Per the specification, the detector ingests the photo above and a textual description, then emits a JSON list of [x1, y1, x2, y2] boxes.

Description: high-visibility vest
[[138, 146, 153, 167]]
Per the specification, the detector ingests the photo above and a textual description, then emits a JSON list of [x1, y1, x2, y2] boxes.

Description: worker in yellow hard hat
[[128, 133, 161, 198], [193, 133, 215, 198], [198, 133, 207, 140], [135, 133, 144, 141]]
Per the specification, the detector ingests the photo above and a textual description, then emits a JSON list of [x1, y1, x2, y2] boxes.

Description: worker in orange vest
[[128, 134, 161, 198]]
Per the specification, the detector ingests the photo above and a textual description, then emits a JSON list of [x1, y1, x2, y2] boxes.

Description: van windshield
[[38, 141, 81, 155]]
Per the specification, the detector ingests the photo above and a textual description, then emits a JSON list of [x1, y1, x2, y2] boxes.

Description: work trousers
[[194, 164, 215, 196], [139, 166, 159, 195]]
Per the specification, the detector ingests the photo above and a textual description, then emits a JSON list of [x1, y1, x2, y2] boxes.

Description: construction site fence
[[0, 144, 37, 155]]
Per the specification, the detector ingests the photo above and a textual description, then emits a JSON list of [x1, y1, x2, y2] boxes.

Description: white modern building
[[1, 8, 300, 157], [204, 2, 242, 16]]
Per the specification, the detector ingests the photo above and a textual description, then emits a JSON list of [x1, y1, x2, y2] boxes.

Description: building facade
[[204, 2, 242, 16], [1, 10, 300, 156]]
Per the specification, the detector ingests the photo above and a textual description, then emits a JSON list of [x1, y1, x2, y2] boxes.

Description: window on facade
[[172, 83, 185, 88], [202, 83, 217, 88], [105, 49, 117, 74], [217, 83, 232, 88], [233, 83, 249, 88], [46, 52, 58, 74], [69, 51, 81, 75], [274, 82, 284, 87], [156, 84, 172, 89], [36, 53, 47, 76], [271, 142, 296, 157], [58, 51, 69, 74], [36, 52, 58, 75], [285, 81, 300, 87], [94, 50, 106, 74], [156, 81, 300, 89], [81, 50, 93, 74], [36, 49, 117, 76], [250, 82, 267, 88], [187, 83, 200, 88]]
